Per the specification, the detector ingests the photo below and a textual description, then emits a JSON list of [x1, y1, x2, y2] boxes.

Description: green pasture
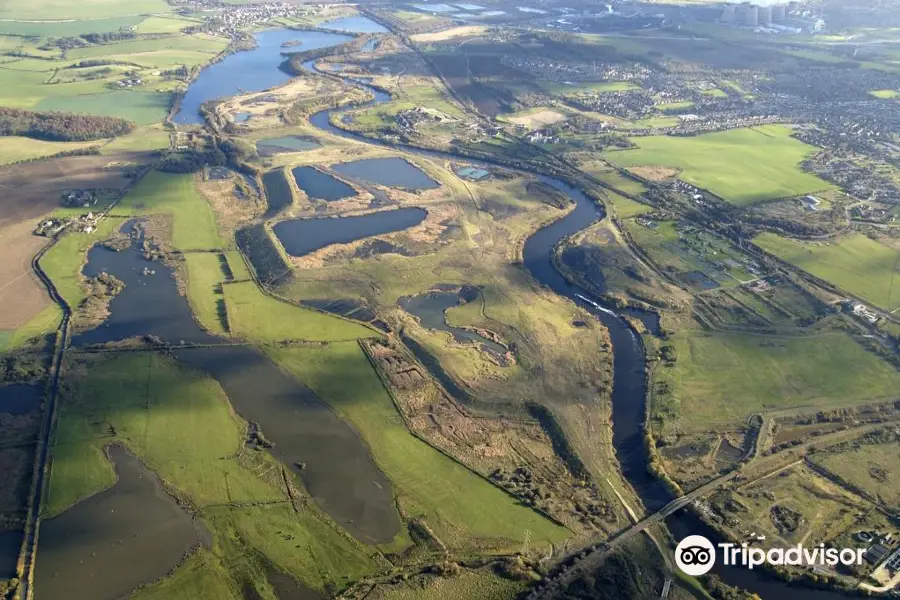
[[135, 16, 201, 34], [870, 89, 900, 99], [754, 232, 900, 312], [653, 331, 900, 433], [223, 281, 375, 342], [605, 125, 833, 205], [116, 171, 222, 251], [605, 190, 651, 218], [47, 351, 383, 593], [184, 253, 229, 336], [46, 352, 285, 516], [37, 90, 173, 125], [543, 80, 639, 95], [100, 125, 170, 153], [813, 442, 900, 510], [129, 550, 240, 600], [701, 88, 728, 97], [65, 35, 226, 61], [225, 250, 251, 280], [267, 342, 570, 550], [654, 100, 694, 111], [376, 570, 527, 600], [0, 136, 101, 165], [0, 16, 142, 36], [0, 0, 172, 20]]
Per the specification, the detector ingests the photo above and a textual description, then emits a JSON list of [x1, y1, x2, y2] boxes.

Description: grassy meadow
[[606, 125, 832, 205], [184, 253, 229, 336], [754, 232, 900, 312], [653, 331, 900, 433], [47, 351, 384, 593], [267, 342, 571, 551], [813, 442, 900, 509], [223, 281, 375, 342], [0, 136, 102, 165]]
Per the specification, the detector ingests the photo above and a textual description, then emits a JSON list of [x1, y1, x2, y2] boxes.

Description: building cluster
[[179, 1, 309, 39], [115, 77, 142, 88], [395, 106, 457, 135], [720, 2, 824, 34], [500, 55, 650, 86]]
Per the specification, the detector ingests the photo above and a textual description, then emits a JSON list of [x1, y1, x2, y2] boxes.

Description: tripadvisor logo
[[675, 535, 866, 576]]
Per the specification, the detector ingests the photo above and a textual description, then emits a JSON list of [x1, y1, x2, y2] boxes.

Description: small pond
[[0, 384, 42, 416], [320, 15, 388, 33], [479, 10, 507, 16], [273, 207, 427, 257], [256, 135, 321, 157], [173, 28, 352, 125], [400, 290, 507, 356], [233, 112, 251, 123], [517, 6, 548, 13], [332, 157, 439, 190], [291, 166, 356, 202], [456, 166, 490, 181], [35, 445, 205, 600], [360, 38, 379, 52], [455, 3, 485, 9]]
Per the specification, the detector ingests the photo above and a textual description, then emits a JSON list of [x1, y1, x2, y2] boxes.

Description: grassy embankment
[[605, 125, 833, 206], [754, 232, 900, 312], [267, 341, 570, 551], [47, 352, 383, 596], [652, 330, 900, 435]]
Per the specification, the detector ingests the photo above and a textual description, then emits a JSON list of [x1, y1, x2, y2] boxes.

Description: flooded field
[[262, 169, 294, 216], [332, 158, 439, 190], [73, 222, 221, 347], [291, 166, 356, 202], [175, 346, 400, 544], [0, 384, 42, 415], [70, 220, 398, 544], [400, 291, 507, 355], [272, 207, 427, 257], [35, 445, 205, 600], [256, 136, 321, 157], [173, 28, 352, 124]]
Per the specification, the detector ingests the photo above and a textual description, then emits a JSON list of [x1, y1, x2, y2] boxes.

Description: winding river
[[305, 60, 862, 599]]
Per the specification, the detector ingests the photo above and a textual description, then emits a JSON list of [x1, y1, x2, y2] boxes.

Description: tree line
[[0, 107, 134, 142]]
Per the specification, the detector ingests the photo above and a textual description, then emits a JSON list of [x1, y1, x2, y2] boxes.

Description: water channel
[[306, 62, 863, 599]]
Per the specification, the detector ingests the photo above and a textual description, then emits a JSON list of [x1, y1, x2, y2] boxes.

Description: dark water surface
[[0, 531, 21, 579], [262, 169, 294, 216], [256, 135, 321, 156], [35, 445, 205, 600], [332, 157, 439, 190], [0, 384, 43, 415], [291, 166, 356, 201], [320, 15, 388, 33], [173, 28, 352, 125], [272, 207, 427, 257], [174, 346, 399, 544], [400, 292, 506, 355]]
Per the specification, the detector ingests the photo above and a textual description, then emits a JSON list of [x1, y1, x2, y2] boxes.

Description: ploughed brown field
[[0, 153, 148, 329]]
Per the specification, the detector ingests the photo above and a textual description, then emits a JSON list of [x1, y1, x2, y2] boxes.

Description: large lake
[[173, 28, 352, 125]]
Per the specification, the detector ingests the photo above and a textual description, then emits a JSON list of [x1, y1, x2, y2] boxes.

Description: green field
[[100, 125, 170, 153], [223, 281, 375, 342], [267, 342, 570, 550], [47, 352, 284, 516], [0, 16, 142, 36], [606, 125, 833, 205], [0, 0, 172, 20], [654, 100, 694, 111], [375, 570, 527, 600], [0, 136, 101, 165], [37, 90, 173, 125], [543, 80, 639, 95], [653, 331, 900, 433], [47, 351, 383, 593], [870, 89, 900, 99], [605, 190, 651, 218], [754, 232, 900, 311], [184, 253, 229, 336], [116, 171, 222, 251], [814, 441, 900, 510]]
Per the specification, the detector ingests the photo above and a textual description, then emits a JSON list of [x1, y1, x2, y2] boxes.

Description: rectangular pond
[[291, 166, 356, 202], [272, 207, 427, 257], [413, 3, 457, 11], [331, 157, 439, 190]]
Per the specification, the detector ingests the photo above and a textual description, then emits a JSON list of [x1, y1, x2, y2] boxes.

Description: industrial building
[[719, 2, 822, 33]]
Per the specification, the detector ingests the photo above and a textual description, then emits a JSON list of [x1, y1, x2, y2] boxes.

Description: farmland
[[754, 232, 900, 312], [267, 341, 570, 551], [605, 125, 833, 205], [652, 330, 900, 435]]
